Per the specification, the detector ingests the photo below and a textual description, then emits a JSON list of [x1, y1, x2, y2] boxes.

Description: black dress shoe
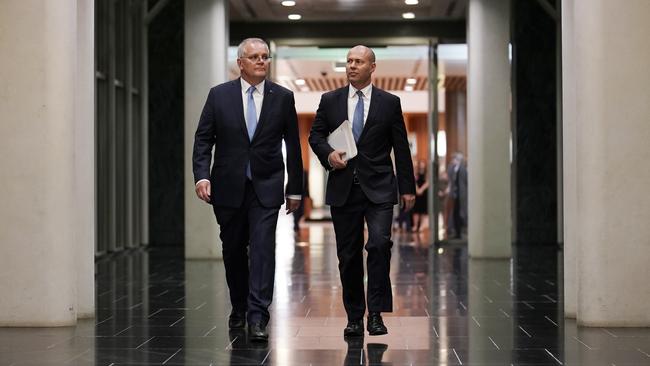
[[343, 319, 364, 337], [248, 322, 269, 342], [228, 310, 246, 329], [367, 312, 388, 336]]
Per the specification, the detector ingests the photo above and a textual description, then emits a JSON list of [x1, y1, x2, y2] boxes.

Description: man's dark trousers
[[330, 184, 393, 321], [212, 180, 279, 325]]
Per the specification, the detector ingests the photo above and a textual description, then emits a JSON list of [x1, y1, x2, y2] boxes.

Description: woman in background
[[412, 160, 429, 232]]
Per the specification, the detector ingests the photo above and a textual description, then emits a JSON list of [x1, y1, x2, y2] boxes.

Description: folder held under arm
[[327, 120, 357, 161]]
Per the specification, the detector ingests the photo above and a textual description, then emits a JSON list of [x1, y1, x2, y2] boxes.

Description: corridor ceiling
[[227, 1, 469, 92], [229, 0, 468, 22]]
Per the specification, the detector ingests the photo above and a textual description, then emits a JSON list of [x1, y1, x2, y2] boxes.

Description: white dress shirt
[[347, 83, 372, 128], [328, 84, 372, 168]]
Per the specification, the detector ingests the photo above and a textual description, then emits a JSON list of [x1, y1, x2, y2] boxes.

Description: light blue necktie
[[246, 86, 258, 140], [246, 85, 258, 179], [352, 90, 364, 142]]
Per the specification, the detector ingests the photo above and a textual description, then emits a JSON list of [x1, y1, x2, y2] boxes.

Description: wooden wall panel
[[297, 114, 314, 170], [403, 113, 430, 164]]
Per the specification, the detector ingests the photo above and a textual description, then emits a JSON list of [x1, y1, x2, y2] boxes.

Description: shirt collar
[[348, 83, 372, 99], [241, 78, 265, 95]]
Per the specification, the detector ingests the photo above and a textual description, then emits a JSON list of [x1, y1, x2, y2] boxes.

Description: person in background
[[394, 202, 413, 233], [447, 152, 467, 239], [437, 169, 450, 239], [412, 160, 429, 232]]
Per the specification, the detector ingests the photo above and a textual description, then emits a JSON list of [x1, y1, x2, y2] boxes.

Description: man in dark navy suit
[[309, 45, 416, 337], [192, 38, 303, 342]]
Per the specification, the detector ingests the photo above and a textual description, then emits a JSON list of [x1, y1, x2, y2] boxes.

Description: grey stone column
[[572, 0, 650, 326], [467, 0, 512, 258], [75, 0, 96, 319], [561, 0, 578, 319], [0, 0, 80, 325], [184, 0, 229, 259]]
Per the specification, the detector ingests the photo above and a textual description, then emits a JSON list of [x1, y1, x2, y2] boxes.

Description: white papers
[[327, 120, 357, 161]]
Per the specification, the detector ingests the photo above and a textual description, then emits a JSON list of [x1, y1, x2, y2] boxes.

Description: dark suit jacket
[[192, 79, 303, 208], [309, 85, 415, 207]]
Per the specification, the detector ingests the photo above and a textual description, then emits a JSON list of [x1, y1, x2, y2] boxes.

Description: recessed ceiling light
[[295, 79, 306, 85], [405, 0, 419, 5], [333, 61, 346, 72], [288, 14, 301, 20], [281, 0, 296, 6], [406, 78, 417, 85], [404, 85, 414, 92], [402, 12, 415, 19]]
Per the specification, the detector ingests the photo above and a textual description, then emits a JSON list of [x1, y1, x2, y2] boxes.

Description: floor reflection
[[2, 214, 650, 365]]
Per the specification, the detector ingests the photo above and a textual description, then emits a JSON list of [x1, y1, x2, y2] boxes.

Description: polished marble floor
[[2, 214, 650, 365]]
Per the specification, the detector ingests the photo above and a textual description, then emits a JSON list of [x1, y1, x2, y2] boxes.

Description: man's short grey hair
[[237, 38, 269, 57]]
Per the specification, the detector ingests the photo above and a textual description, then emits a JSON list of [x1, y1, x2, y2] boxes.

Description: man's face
[[346, 47, 375, 88], [237, 41, 270, 82]]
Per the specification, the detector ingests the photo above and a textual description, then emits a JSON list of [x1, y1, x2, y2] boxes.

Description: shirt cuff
[[195, 179, 210, 186], [286, 195, 302, 201]]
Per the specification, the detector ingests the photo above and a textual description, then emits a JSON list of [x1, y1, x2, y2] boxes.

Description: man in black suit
[[309, 45, 416, 337], [192, 38, 303, 342]]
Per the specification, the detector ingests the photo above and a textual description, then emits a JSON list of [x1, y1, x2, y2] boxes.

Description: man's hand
[[286, 198, 301, 214], [400, 194, 416, 212], [327, 150, 347, 170], [195, 180, 211, 203]]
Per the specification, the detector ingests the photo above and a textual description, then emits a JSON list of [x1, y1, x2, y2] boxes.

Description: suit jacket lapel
[[231, 78, 249, 141], [251, 80, 274, 142], [359, 87, 381, 143]]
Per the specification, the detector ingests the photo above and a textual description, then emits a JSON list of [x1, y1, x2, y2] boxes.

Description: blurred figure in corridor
[[412, 160, 430, 233], [447, 152, 467, 239]]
